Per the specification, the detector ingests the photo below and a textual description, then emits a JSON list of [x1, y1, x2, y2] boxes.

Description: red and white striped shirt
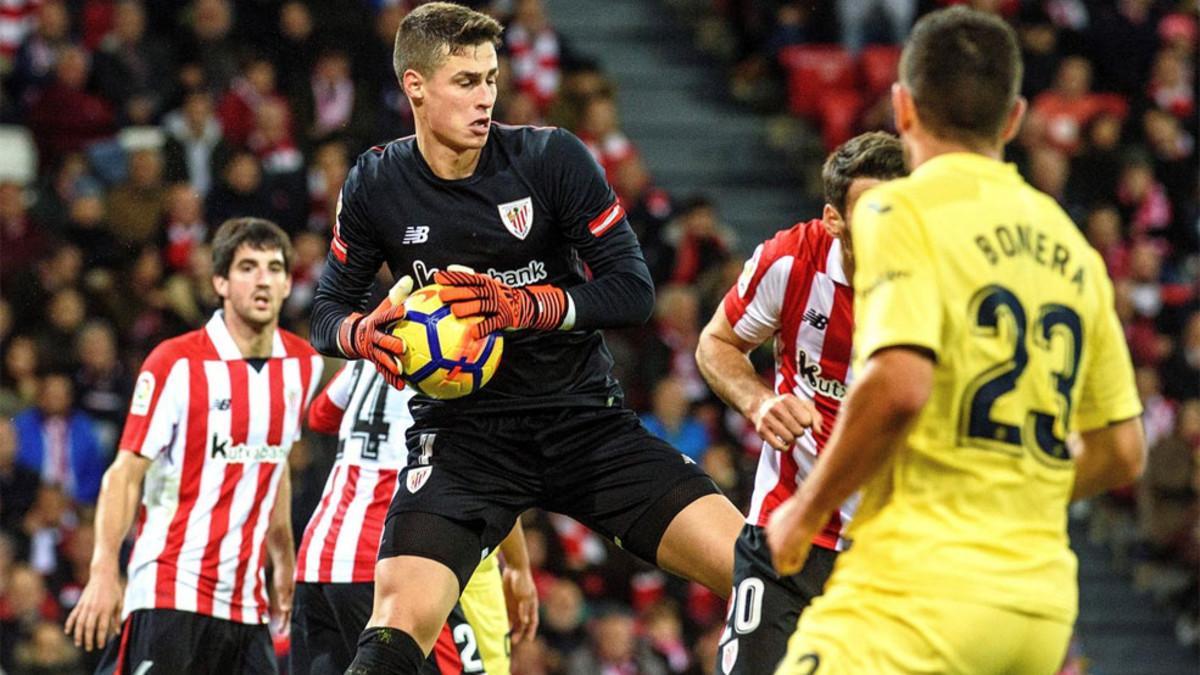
[[119, 312, 322, 624], [296, 361, 414, 584], [723, 219, 859, 551]]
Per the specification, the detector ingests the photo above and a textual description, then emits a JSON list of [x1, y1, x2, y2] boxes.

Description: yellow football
[[390, 283, 503, 399]]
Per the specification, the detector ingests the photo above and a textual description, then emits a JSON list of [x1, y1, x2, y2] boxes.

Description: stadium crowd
[[0, 0, 1194, 673]]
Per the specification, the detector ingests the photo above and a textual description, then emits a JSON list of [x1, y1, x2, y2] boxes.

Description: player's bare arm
[[1069, 417, 1145, 501], [64, 450, 150, 651], [266, 468, 296, 636], [697, 311, 822, 451], [498, 519, 538, 645], [768, 346, 932, 574]]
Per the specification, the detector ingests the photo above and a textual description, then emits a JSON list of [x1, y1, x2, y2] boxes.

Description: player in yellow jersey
[[766, 7, 1146, 674]]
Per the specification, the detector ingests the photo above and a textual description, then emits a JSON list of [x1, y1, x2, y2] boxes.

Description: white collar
[[205, 310, 286, 360], [826, 238, 849, 286]]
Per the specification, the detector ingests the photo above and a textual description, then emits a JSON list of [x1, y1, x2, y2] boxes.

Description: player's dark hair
[[900, 6, 1022, 146], [822, 131, 907, 215], [211, 217, 294, 278], [393, 2, 503, 80]]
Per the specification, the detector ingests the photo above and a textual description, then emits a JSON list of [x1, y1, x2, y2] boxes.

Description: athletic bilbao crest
[[721, 639, 738, 673], [406, 466, 432, 493], [497, 197, 533, 240]]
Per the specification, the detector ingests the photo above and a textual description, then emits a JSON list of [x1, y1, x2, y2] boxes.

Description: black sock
[[344, 627, 426, 675]]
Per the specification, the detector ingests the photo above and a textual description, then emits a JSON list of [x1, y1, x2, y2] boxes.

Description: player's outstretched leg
[[345, 555, 460, 675], [656, 493, 744, 598]]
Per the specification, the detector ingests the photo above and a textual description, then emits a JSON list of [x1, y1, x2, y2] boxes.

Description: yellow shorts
[[775, 585, 1072, 675], [459, 553, 510, 674]]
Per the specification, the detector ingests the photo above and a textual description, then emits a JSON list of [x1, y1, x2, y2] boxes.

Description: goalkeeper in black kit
[[308, 3, 744, 673]]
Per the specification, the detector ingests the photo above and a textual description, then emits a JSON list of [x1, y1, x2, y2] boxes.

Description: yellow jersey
[[455, 551, 510, 674], [838, 152, 1142, 623]]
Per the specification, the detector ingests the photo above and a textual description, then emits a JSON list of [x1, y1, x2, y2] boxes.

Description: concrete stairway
[[544, 0, 816, 249]]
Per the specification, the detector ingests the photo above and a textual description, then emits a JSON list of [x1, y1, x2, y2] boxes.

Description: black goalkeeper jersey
[[310, 123, 655, 415]]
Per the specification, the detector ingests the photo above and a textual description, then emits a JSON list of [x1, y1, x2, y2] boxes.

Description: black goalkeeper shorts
[[379, 406, 720, 587]]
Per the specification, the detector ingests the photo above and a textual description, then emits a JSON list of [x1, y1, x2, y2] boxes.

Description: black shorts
[[715, 524, 838, 675], [95, 608, 275, 675], [379, 407, 719, 587], [289, 582, 494, 675]]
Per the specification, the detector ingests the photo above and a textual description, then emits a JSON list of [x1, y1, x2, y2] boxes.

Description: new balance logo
[[803, 309, 828, 330], [402, 226, 429, 245], [211, 398, 231, 411]]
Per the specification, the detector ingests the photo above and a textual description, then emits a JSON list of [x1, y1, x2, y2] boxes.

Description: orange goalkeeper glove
[[434, 269, 568, 339], [336, 276, 413, 389]]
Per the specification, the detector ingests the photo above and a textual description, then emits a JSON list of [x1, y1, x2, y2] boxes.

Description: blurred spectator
[[216, 54, 284, 148], [1028, 55, 1127, 157], [1017, 12, 1061, 100], [9, 0, 72, 111], [20, 483, 74, 576], [1, 335, 40, 412], [27, 46, 115, 159], [577, 90, 637, 184], [0, 417, 40, 538], [1138, 399, 1198, 564], [35, 288, 88, 373], [630, 284, 708, 409], [162, 243, 219, 326], [6, 245, 84, 330], [612, 156, 674, 285], [13, 618, 85, 674], [370, 4, 416, 141], [1161, 312, 1200, 401], [0, 0, 41, 65], [1138, 366, 1176, 450], [29, 152, 90, 232], [306, 138, 349, 233], [1027, 145, 1069, 203], [0, 180, 46, 286], [112, 244, 190, 357], [205, 150, 274, 227], [91, 0, 174, 125], [66, 187, 123, 274], [699, 442, 745, 509], [1146, 48, 1194, 121], [640, 376, 710, 464], [106, 145, 168, 248], [1089, 0, 1161, 99], [1141, 108, 1196, 216], [838, 0, 914, 54], [49, 521, 93, 614], [162, 89, 232, 197], [643, 600, 690, 673], [1064, 112, 1124, 212], [1083, 204, 1129, 279], [1116, 155, 1172, 241], [566, 603, 667, 675], [248, 98, 307, 232], [684, 624, 721, 675], [160, 183, 209, 273], [283, 232, 327, 326], [12, 373, 105, 505], [505, 0, 568, 111], [179, 0, 238, 93], [271, 1, 317, 95], [72, 321, 131, 456], [0, 564, 61, 672], [540, 578, 587, 663], [668, 197, 732, 285], [763, 3, 814, 61], [295, 48, 373, 149]]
